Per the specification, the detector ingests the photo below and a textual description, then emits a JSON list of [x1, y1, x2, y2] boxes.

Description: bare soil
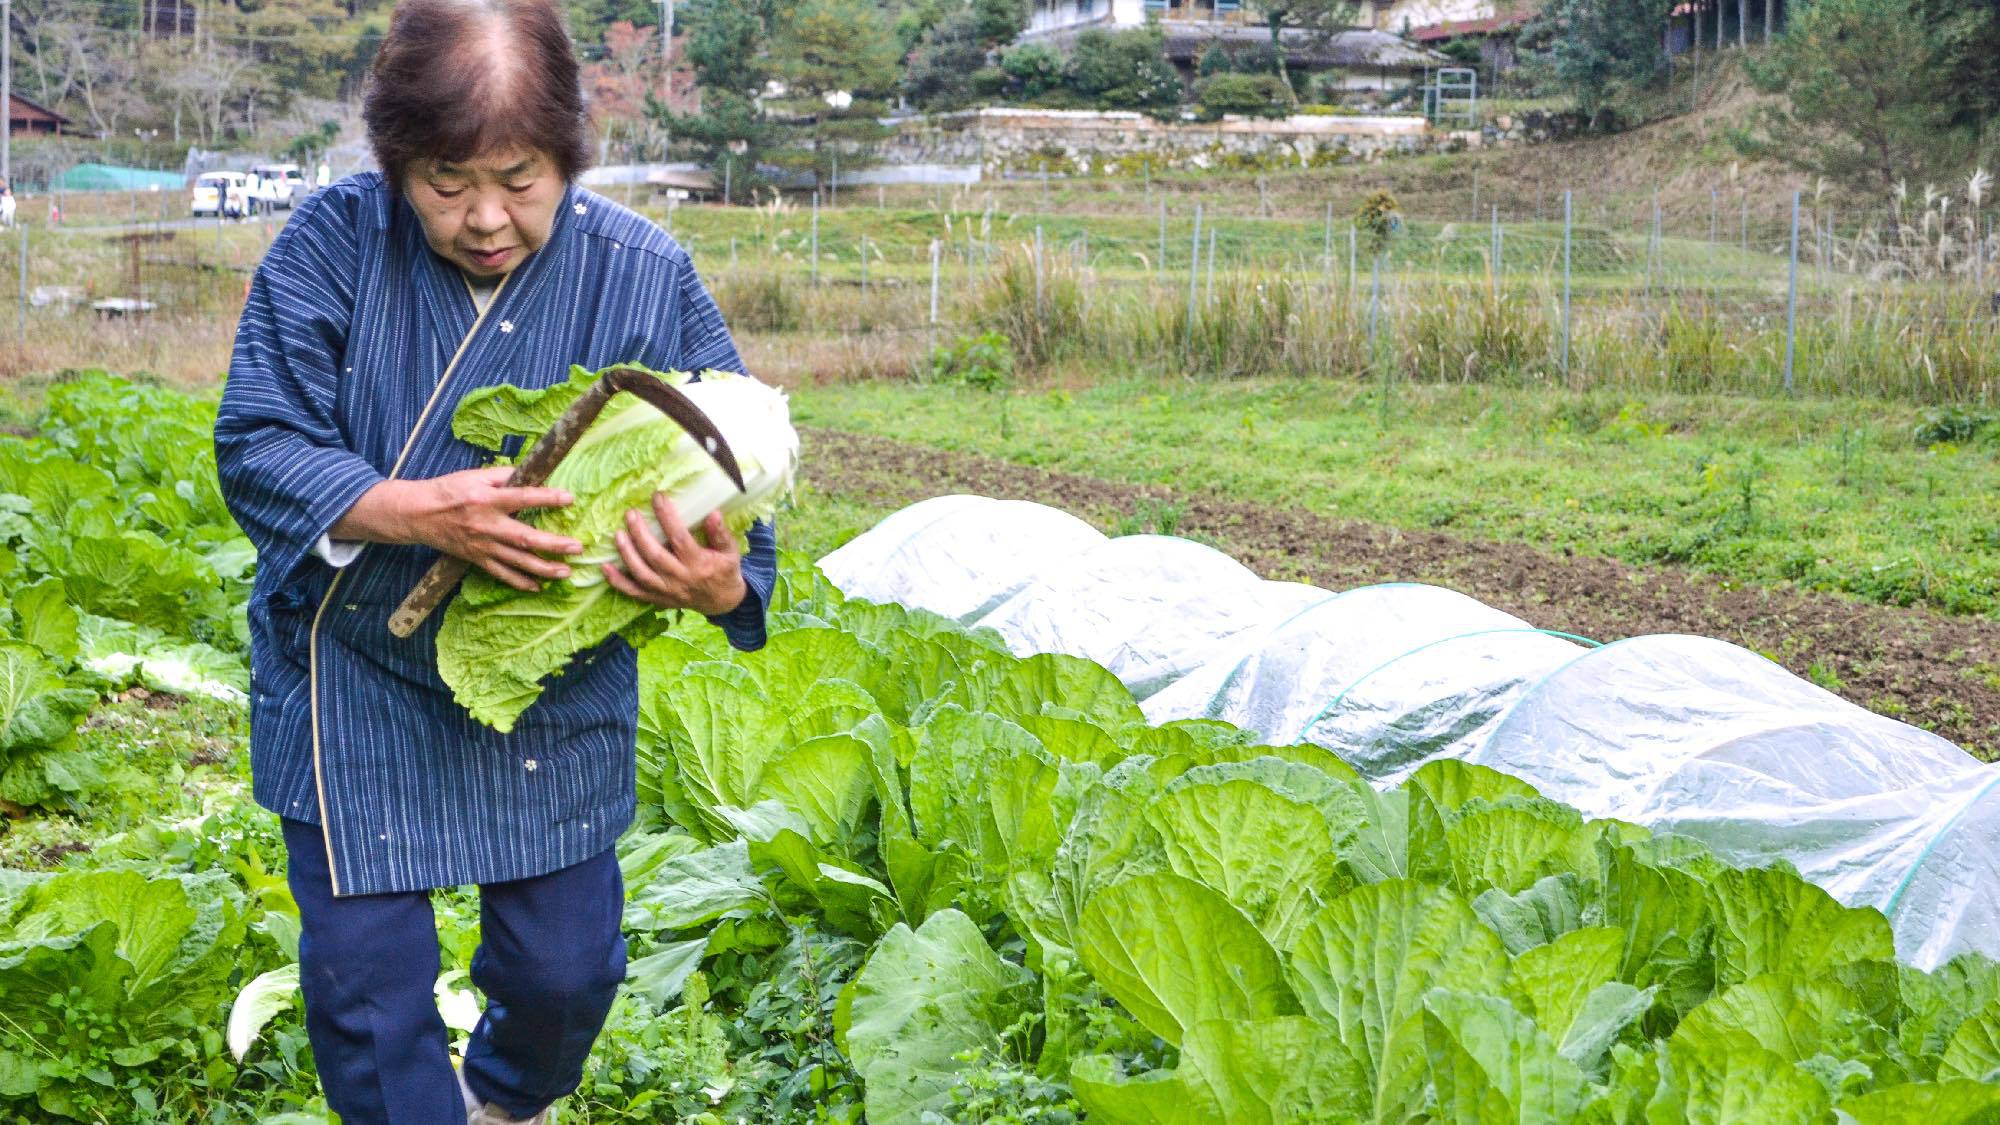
[[805, 426, 2000, 760]]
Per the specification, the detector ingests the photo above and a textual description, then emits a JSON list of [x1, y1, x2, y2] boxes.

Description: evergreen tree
[[1525, 0, 1676, 126], [1063, 25, 1181, 112], [905, 10, 992, 111], [1247, 1, 1356, 88], [1737, 0, 1982, 192], [663, 0, 899, 193], [971, 0, 1028, 47]]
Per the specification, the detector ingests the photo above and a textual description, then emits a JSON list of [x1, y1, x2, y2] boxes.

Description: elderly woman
[[212, 2, 773, 1121]]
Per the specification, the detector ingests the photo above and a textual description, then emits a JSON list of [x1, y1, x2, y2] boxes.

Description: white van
[[191, 172, 253, 219], [249, 163, 309, 210]]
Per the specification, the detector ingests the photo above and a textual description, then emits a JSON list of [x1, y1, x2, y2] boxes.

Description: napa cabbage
[[436, 366, 797, 732]]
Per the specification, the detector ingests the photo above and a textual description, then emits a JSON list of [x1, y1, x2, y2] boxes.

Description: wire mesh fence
[[1, 181, 1995, 401]]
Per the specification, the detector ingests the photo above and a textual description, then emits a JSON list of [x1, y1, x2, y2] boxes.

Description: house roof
[[1409, 13, 1536, 42], [1159, 25, 1451, 68], [8, 93, 71, 125]]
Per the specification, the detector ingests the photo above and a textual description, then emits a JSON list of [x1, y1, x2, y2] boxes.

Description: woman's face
[[404, 145, 565, 278]]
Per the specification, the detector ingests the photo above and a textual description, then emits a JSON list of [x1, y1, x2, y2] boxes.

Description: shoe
[[467, 1104, 547, 1125], [458, 1063, 548, 1124]]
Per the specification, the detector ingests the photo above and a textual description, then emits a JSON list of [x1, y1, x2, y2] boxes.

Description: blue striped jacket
[[214, 174, 774, 896]]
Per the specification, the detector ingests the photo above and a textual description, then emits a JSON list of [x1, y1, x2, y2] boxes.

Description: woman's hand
[[333, 467, 582, 591], [602, 494, 747, 617]]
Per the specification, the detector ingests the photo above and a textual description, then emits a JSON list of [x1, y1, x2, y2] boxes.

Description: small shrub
[[1194, 73, 1296, 120], [1914, 406, 1998, 448], [930, 331, 1015, 390], [1063, 26, 1182, 112], [712, 271, 802, 334], [999, 42, 1063, 100]]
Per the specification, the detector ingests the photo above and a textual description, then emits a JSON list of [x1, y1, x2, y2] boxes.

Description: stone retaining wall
[[879, 107, 1574, 176]]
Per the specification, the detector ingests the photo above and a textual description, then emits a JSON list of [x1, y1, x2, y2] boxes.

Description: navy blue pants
[[282, 818, 626, 1124]]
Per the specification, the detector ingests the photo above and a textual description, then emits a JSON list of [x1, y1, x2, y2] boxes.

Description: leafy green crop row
[[6, 373, 1998, 1122], [620, 558, 2000, 1123], [1, 374, 251, 810]]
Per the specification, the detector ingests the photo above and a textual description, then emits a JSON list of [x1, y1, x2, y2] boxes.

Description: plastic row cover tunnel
[[818, 495, 2000, 968]]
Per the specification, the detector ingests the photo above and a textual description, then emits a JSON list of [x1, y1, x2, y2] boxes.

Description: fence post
[[1323, 201, 1333, 280], [1647, 195, 1661, 298], [928, 238, 941, 373], [1348, 222, 1358, 301], [1367, 252, 1382, 349], [1490, 204, 1501, 305], [930, 238, 942, 326], [1740, 199, 1749, 252], [811, 193, 819, 286], [1158, 198, 1168, 283], [17, 222, 25, 345], [1205, 224, 1216, 306], [1710, 188, 1719, 243], [1185, 202, 1202, 356], [1562, 189, 1573, 381], [1784, 190, 1800, 395], [1033, 225, 1044, 319]]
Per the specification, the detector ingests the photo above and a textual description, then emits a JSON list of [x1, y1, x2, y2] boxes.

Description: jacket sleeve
[[670, 253, 775, 653], [213, 188, 385, 594], [707, 518, 775, 652]]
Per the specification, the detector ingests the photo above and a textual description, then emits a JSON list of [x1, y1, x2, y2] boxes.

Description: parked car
[[191, 171, 253, 219], [249, 163, 309, 210]]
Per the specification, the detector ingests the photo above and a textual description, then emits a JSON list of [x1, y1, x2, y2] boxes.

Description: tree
[[891, 0, 956, 57], [1246, 0, 1356, 88], [766, 0, 901, 187], [664, 0, 780, 183], [1526, 0, 1676, 125], [583, 20, 659, 156], [1913, 0, 2000, 153], [998, 41, 1062, 101], [1062, 25, 1180, 112], [970, 0, 1027, 48], [905, 10, 991, 111], [1737, 0, 1980, 193], [569, 0, 661, 51], [663, 0, 899, 192]]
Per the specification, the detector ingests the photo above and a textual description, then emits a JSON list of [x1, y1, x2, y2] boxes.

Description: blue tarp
[[52, 163, 185, 192]]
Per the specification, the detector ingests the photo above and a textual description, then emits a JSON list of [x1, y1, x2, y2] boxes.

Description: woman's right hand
[[332, 467, 582, 591]]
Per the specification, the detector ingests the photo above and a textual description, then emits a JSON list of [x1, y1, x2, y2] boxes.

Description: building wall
[[1025, 0, 1142, 35], [1369, 0, 1499, 33]]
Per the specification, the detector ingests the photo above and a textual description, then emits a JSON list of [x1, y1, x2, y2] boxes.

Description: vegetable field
[[5, 373, 2000, 1123]]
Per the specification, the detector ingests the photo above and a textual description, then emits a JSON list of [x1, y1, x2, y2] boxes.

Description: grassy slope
[[793, 376, 2000, 618]]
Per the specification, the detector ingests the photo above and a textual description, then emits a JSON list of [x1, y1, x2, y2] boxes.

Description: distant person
[[317, 160, 332, 188], [212, 0, 771, 1122], [0, 183, 15, 229]]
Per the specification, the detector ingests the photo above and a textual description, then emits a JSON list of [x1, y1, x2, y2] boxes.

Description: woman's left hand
[[603, 494, 748, 616]]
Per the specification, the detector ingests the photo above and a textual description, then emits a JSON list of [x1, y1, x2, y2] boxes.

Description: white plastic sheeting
[[1466, 635, 2000, 970], [973, 535, 1326, 702], [817, 495, 2000, 968]]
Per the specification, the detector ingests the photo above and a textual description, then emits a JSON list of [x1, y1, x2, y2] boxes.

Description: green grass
[[792, 376, 2000, 617]]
